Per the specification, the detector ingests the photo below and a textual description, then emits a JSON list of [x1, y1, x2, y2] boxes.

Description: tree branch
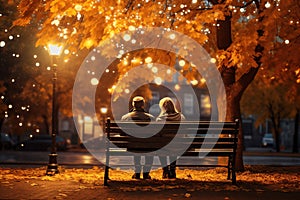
[[237, 66, 260, 92], [208, 0, 226, 5], [125, 0, 134, 14]]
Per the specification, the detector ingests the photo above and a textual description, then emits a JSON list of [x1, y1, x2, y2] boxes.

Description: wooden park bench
[[104, 119, 239, 186]]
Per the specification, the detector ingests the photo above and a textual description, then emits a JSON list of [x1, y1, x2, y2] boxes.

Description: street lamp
[[46, 44, 63, 175], [100, 107, 108, 138], [100, 107, 108, 124]]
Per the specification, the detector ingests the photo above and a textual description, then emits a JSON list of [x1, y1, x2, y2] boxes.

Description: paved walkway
[[1, 148, 299, 199], [1, 178, 299, 200]]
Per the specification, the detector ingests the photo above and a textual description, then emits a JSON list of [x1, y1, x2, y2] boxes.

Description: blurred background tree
[[242, 57, 300, 153]]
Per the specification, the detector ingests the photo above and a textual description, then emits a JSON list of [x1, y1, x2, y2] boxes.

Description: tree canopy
[[12, 1, 298, 66]]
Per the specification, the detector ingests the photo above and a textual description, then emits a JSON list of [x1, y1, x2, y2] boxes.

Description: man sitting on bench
[[121, 96, 155, 179]]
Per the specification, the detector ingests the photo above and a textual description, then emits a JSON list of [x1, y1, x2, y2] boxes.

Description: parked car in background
[[16, 135, 67, 151], [262, 133, 274, 147], [0, 133, 15, 150]]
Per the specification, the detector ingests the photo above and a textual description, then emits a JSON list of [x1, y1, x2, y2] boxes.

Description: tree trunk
[[218, 64, 260, 171], [269, 105, 281, 152], [292, 109, 299, 153], [211, 0, 264, 171], [274, 124, 281, 152], [214, 13, 246, 170], [216, 16, 232, 50], [226, 91, 244, 170], [221, 67, 244, 171]]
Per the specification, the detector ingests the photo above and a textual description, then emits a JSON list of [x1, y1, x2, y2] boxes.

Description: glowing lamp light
[[90, 78, 99, 85], [0, 41, 5, 47], [48, 44, 63, 56], [200, 78, 206, 84], [210, 58, 217, 63], [100, 107, 108, 114], [152, 66, 158, 73], [145, 57, 152, 63], [154, 77, 162, 85], [174, 84, 181, 91], [75, 4, 82, 12], [128, 25, 136, 31], [123, 59, 129, 66], [190, 79, 198, 85], [123, 34, 131, 41], [179, 59, 186, 67], [265, 2, 271, 8], [169, 33, 176, 40]]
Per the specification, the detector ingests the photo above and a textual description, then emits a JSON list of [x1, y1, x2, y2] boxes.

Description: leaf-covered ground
[[0, 165, 299, 199]]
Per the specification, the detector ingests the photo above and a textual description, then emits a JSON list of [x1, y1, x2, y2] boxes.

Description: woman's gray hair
[[159, 97, 179, 114]]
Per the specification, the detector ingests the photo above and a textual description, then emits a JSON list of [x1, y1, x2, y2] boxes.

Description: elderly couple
[[121, 96, 185, 180]]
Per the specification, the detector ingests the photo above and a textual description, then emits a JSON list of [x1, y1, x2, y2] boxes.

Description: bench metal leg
[[230, 155, 237, 185], [104, 120, 110, 186], [232, 170, 237, 185], [104, 141, 110, 186], [104, 165, 109, 186], [227, 169, 231, 180], [227, 156, 232, 180], [104, 149, 110, 186]]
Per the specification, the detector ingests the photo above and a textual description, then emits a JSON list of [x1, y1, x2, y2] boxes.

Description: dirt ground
[[0, 165, 299, 199]]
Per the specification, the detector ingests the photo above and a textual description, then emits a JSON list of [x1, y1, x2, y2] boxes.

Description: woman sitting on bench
[[156, 97, 185, 179]]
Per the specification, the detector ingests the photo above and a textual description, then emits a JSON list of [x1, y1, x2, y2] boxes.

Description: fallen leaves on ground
[[0, 165, 299, 193]]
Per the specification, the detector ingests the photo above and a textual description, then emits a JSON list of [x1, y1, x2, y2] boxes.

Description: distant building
[[148, 83, 211, 121]]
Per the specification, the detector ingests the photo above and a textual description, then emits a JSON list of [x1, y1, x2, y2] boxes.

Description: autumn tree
[[242, 80, 292, 152], [242, 55, 300, 153], [0, 0, 84, 136], [12, 0, 300, 170]]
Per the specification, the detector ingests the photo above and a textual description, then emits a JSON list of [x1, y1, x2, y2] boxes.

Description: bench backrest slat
[[105, 120, 239, 154], [109, 136, 237, 143], [109, 142, 236, 150]]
